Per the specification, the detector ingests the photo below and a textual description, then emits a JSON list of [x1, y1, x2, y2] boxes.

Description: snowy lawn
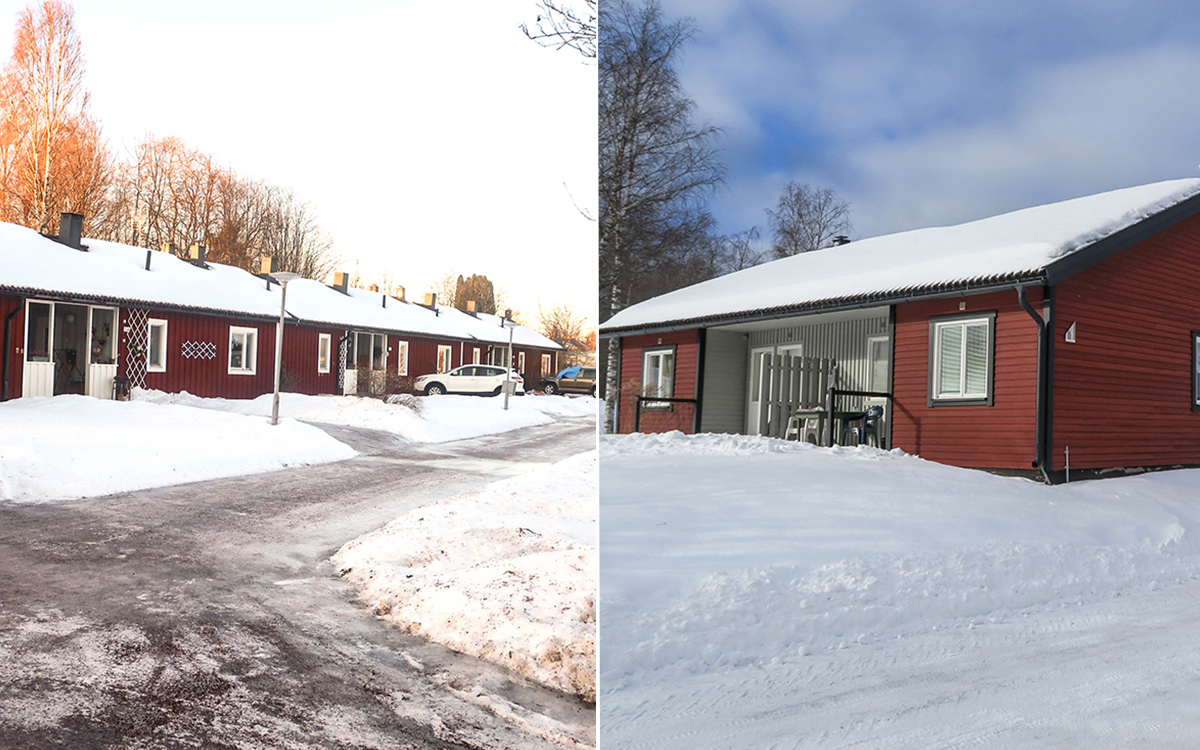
[[333, 451, 596, 701], [601, 431, 1200, 747], [135, 388, 599, 443], [0, 395, 355, 503], [0, 391, 597, 503]]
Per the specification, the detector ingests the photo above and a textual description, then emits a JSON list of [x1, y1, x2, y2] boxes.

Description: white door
[[22, 301, 54, 397], [866, 335, 891, 446], [746, 346, 774, 434], [85, 306, 118, 399]]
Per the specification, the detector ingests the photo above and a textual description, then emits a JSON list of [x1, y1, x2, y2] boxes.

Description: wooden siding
[[280, 324, 340, 395], [618, 329, 699, 433], [699, 329, 748, 433], [0, 295, 21, 400], [1053, 212, 1200, 469], [129, 309, 276, 399], [891, 290, 1040, 469]]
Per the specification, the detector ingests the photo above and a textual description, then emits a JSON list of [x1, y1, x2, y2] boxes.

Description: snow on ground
[[0, 395, 355, 503], [333, 451, 597, 701], [135, 388, 599, 443], [601, 431, 1200, 748]]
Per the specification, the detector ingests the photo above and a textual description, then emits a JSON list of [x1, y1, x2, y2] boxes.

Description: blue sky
[[0, 0, 597, 321], [657, 0, 1200, 244]]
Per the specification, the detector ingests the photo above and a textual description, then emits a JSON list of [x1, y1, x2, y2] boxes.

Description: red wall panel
[[124, 309, 276, 399], [891, 289, 1041, 469], [1053, 213, 1200, 469], [1, 295, 22, 400], [618, 329, 700, 433]]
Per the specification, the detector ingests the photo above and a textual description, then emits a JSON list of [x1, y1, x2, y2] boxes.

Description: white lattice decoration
[[124, 308, 149, 389], [182, 341, 217, 360], [337, 335, 347, 393]]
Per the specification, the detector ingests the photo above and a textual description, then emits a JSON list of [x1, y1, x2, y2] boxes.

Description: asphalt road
[[0, 416, 597, 749]]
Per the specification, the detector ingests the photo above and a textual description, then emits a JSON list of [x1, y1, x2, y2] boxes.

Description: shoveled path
[[0, 416, 596, 749]]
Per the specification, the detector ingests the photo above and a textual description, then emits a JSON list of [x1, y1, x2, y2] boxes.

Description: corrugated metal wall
[[748, 313, 889, 397]]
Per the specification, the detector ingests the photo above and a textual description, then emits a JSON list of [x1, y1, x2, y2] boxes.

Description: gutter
[[1017, 284, 1051, 476], [2, 299, 22, 402]]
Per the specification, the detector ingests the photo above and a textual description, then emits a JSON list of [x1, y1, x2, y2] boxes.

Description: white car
[[413, 365, 525, 396]]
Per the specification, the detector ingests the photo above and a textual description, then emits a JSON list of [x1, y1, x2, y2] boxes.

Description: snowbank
[[600, 432, 1200, 687], [0, 395, 355, 503], [135, 388, 598, 443], [333, 452, 596, 701]]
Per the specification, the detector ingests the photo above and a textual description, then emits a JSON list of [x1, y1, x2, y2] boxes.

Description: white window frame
[[541, 353, 552, 376], [371, 333, 387, 372], [228, 326, 258, 375], [642, 346, 675, 410], [396, 340, 409, 376], [437, 345, 453, 374], [518, 351, 526, 375], [472, 347, 481, 364], [929, 313, 994, 406], [147, 318, 168, 373], [318, 333, 332, 374]]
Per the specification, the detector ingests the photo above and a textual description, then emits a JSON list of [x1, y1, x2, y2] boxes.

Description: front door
[[21, 301, 119, 399], [867, 335, 891, 447], [746, 346, 774, 434]]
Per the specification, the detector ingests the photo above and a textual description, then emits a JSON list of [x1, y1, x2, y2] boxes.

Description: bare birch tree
[[0, 0, 113, 234], [767, 181, 852, 257], [599, 0, 723, 431], [522, 0, 596, 59]]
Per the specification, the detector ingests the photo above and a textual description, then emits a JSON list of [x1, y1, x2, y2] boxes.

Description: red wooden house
[[1, 217, 564, 404], [601, 179, 1200, 481]]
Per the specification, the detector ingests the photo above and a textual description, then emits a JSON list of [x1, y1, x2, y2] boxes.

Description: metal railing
[[633, 395, 700, 433]]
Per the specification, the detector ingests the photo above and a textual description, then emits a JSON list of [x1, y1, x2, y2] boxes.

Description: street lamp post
[[268, 271, 302, 425], [501, 310, 518, 411]]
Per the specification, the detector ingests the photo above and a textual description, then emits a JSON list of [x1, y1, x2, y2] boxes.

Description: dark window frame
[[927, 311, 997, 407]]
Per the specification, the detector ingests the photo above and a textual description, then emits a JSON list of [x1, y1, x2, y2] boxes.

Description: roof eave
[[599, 273, 1047, 338], [1044, 190, 1200, 285]]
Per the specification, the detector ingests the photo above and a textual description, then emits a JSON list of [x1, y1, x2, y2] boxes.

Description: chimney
[[261, 257, 278, 274], [189, 243, 208, 266], [832, 235, 851, 247], [422, 292, 437, 308], [369, 284, 379, 293], [330, 272, 350, 294], [393, 285, 405, 302], [58, 213, 84, 250], [160, 241, 175, 254], [466, 300, 477, 314]]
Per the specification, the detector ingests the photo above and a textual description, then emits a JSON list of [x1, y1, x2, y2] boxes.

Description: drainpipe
[[2, 299, 22, 401], [1017, 285, 1049, 475]]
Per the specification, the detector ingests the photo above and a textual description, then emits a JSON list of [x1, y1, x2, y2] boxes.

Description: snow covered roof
[[433, 305, 565, 350], [0, 223, 283, 319], [602, 179, 1200, 334], [0, 222, 559, 348]]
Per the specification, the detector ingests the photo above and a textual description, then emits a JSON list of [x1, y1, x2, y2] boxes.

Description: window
[[518, 351, 526, 375], [396, 340, 409, 376], [472, 347, 481, 365], [642, 347, 675, 408], [228, 326, 258, 375], [1192, 331, 1200, 410], [318, 333, 332, 374], [541, 353, 552, 375], [25, 302, 51, 362], [371, 333, 386, 371], [929, 314, 994, 405], [90, 307, 116, 366], [148, 319, 168, 372], [437, 345, 453, 373]]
